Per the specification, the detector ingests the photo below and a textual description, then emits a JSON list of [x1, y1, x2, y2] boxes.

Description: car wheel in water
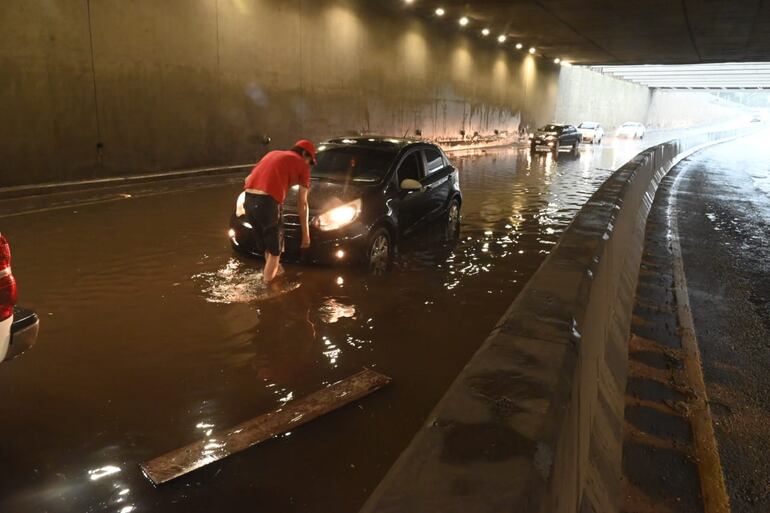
[[445, 199, 461, 240], [572, 141, 579, 155], [366, 227, 392, 276]]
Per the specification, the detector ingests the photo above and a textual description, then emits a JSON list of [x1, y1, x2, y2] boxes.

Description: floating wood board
[[140, 368, 391, 485]]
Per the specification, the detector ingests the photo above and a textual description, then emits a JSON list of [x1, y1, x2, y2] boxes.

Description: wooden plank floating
[[140, 368, 391, 485]]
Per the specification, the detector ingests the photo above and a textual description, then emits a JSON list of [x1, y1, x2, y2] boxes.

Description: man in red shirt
[[243, 140, 316, 283]]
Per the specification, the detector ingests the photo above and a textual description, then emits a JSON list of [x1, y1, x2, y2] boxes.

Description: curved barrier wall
[[360, 127, 749, 513]]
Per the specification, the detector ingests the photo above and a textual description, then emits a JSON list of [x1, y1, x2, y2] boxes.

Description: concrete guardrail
[[360, 127, 751, 513]]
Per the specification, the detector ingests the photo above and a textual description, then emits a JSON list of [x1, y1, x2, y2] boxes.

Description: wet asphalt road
[[673, 132, 770, 511], [0, 134, 697, 513]]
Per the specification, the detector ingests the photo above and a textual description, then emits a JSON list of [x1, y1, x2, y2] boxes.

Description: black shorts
[[244, 193, 283, 256]]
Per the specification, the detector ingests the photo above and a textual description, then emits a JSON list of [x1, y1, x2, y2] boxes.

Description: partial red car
[[0, 234, 39, 362]]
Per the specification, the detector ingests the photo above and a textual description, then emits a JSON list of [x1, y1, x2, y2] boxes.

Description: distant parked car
[[616, 122, 646, 139], [529, 124, 581, 154], [0, 234, 39, 362], [577, 122, 604, 144], [750, 113, 763, 123]]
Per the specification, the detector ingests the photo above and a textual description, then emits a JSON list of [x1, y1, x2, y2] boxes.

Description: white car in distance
[[577, 122, 604, 144], [616, 122, 646, 139]]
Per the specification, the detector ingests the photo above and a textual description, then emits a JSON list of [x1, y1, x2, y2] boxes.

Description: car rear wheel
[[445, 199, 461, 240], [366, 227, 392, 275]]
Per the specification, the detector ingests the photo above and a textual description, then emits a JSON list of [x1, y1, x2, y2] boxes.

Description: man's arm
[[298, 186, 310, 248]]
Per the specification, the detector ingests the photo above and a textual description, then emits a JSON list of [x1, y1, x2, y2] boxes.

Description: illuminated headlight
[[235, 191, 246, 217], [315, 199, 362, 231]]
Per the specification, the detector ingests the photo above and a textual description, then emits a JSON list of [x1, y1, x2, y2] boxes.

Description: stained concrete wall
[[0, 0, 561, 187], [553, 65, 652, 130], [646, 90, 745, 129]]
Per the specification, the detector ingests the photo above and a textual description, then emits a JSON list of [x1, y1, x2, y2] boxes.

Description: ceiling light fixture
[[435, 7, 445, 16], [497, 35, 507, 43], [529, 47, 536, 54], [515, 43, 523, 50], [554, 58, 561, 64], [459, 16, 469, 26]]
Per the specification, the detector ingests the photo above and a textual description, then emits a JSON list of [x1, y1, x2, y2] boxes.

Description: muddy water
[[0, 140, 656, 512]]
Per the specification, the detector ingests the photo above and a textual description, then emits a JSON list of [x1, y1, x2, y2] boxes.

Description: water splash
[[192, 258, 300, 303]]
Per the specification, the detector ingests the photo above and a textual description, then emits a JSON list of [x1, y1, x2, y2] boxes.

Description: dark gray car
[[530, 124, 581, 154], [230, 137, 462, 274]]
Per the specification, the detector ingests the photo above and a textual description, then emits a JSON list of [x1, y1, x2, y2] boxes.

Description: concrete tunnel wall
[[553, 65, 652, 131], [0, 0, 568, 188]]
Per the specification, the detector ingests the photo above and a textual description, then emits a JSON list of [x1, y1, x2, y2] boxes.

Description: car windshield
[[312, 146, 397, 183], [579, 122, 597, 129], [538, 124, 563, 133], [620, 123, 636, 128]]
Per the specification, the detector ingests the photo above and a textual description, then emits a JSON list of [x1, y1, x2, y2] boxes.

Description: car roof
[[320, 136, 429, 151]]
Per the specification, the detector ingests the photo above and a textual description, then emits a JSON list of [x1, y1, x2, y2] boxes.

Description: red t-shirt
[[244, 150, 311, 204]]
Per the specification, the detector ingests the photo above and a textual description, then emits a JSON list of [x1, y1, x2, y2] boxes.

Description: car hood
[[283, 180, 378, 214]]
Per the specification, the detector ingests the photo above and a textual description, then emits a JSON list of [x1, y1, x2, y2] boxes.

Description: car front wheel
[[366, 227, 392, 275]]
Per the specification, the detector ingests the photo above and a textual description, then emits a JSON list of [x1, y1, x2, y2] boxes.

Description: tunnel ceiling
[[409, 0, 770, 65]]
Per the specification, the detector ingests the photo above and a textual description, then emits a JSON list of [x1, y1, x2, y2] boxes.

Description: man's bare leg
[[263, 252, 282, 283]]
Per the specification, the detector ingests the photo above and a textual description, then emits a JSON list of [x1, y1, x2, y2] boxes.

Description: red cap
[[294, 139, 317, 165]]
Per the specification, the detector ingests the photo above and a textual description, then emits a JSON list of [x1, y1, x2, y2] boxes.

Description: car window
[[540, 124, 563, 133], [579, 122, 596, 129], [397, 152, 424, 184], [424, 148, 445, 175], [313, 146, 397, 183]]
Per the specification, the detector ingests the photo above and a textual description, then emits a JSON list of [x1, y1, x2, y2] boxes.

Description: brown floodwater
[[0, 137, 667, 513]]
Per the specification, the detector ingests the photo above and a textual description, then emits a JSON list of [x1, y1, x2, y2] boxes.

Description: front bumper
[[6, 307, 39, 361], [229, 213, 369, 265], [530, 138, 558, 151]]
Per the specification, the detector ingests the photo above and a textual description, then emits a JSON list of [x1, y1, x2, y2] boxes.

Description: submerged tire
[[445, 198, 461, 240], [365, 227, 392, 275]]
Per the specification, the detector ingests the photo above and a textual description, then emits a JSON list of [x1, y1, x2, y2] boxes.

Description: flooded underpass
[[0, 137, 671, 512]]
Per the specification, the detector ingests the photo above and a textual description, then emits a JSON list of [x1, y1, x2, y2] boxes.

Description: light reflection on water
[[318, 298, 356, 324]]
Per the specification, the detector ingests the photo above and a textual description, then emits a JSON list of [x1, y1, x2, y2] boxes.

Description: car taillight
[[0, 235, 17, 321]]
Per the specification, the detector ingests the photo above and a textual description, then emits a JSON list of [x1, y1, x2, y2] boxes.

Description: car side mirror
[[400, 178, 422, 191]]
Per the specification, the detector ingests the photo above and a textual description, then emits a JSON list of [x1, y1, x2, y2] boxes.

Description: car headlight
[[235, 191, 246, 217], [315, 199, 362, 231]]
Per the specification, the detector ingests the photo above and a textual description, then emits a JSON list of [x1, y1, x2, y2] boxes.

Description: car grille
[[282, 213, 301, 237]]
